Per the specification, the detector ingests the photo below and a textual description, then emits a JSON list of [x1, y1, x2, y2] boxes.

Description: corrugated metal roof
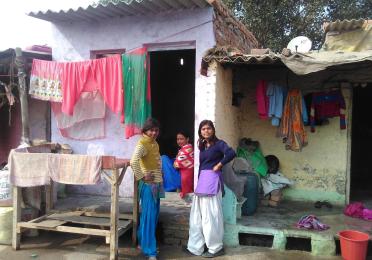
[[0, 48, 52, 60], [28, 0, 211, 22], [323, 19, 366, 33]]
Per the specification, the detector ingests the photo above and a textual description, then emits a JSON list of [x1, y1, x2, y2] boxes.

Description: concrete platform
[[54, 193, 372, 256]]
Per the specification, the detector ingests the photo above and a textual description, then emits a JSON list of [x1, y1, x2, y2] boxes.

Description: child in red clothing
[[173, 132, 194, 198]]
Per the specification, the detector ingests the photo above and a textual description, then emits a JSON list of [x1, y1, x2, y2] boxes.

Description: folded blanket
[[9, 149, 102, 187], [9, 149, 50, 187], [48, 154, 102, 185]]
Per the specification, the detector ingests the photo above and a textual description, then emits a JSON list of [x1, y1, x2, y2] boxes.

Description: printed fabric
[[29, 59, 63, 102], [175, 144, 194, 197], [296, 215, 329, 231], [122, 48, 151, 139], [310, 89, 346, 132], [278, 89, 308, 152], [175, 144, 194, 169]]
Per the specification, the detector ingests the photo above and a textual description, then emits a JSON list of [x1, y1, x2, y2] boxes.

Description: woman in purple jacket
[[186, 120, 236, 258]]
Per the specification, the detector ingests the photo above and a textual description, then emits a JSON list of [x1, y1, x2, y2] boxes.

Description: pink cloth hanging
[[256, 80, 269, 119], [51, 91, 106, 140], [60, 55, 123, 116]]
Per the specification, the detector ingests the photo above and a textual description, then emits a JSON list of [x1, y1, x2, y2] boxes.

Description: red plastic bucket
[[339, 230, 369, 260]]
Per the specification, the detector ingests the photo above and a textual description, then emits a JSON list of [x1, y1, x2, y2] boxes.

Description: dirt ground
[[0, 231, 343, 260]]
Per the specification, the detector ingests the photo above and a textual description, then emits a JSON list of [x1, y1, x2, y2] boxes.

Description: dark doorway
[[350, 84, 372, 203], [150, 49, 195, 158]]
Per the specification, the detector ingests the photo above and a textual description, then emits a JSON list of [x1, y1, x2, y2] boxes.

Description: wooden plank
[[49, 211, 84, 218], [34, 219, 67, 228], [102, 172, 113, 185], [17, 222, 110, 237], [110, 168, 119, 260], [12, 186, 21, 250], [82, 211, 133, 220], [48, 210, 133, 221], [106, 225, 133, 244], [45, 183, 53, 213], [117, 167, 126, 185], [29, 215, 49, 223], [118, 224, 132, 237], [102, 156, 130, 169], [48, 215, 131, 228]]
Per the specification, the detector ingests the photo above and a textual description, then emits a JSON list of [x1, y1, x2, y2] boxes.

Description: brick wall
[[211, 0, 259, 53]]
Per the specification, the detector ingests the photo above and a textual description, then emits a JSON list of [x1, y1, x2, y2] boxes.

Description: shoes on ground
[[201, 248, 225, 258]]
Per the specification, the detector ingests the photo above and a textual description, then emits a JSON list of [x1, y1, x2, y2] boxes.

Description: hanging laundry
[[60, 55, 123, 116], [256, 80, 269, 119], [266, 83, 284, 126], [283, 89, 308, 125], [122, 48, 151, 139], [278, 89, 307, 151], [301, 96, 308, 125], [310, 89, 346, 132], [29, 59, 63, 102], [51, 91, 105, 140]]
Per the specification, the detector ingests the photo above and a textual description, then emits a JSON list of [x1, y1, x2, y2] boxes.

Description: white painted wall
[[49, 8, 216, 195]]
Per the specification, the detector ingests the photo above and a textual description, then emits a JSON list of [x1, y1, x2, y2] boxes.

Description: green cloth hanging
[[122, 48, 151, 138], [237, 146, 268, 177]]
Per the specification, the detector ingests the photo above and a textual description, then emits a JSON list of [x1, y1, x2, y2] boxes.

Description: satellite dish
[[287, 36, 312, 53]]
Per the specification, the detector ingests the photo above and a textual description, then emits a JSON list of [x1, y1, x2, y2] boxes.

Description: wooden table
[[12, 156, 138, 260]]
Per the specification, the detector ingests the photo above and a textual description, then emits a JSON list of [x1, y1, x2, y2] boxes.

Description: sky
[[0, 0, 93, 51]]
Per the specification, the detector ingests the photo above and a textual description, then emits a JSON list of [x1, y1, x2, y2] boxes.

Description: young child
[[261, 155, 293, 207], [173, 131, 194, 199]]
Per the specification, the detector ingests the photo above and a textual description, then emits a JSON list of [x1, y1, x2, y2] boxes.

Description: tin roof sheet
[[28, 0, 211, 22]]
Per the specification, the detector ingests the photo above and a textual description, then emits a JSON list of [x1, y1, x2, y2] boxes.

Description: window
[[90, 48, 126, 59]]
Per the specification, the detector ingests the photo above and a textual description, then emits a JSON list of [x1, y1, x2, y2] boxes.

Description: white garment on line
[[187, 190, 224, 255]]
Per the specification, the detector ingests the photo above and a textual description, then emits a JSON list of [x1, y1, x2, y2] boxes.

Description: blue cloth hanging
[[161, 155, 181, 192]]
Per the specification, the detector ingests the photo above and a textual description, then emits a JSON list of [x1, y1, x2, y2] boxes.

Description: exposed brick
[[164, 237, 182, 246], [211, 0, 259, 52]]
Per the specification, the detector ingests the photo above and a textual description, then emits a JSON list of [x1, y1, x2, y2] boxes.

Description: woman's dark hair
[[265, 155, 280, 174], [142, 118, 160, 133], [197, 120, 218, 150]]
